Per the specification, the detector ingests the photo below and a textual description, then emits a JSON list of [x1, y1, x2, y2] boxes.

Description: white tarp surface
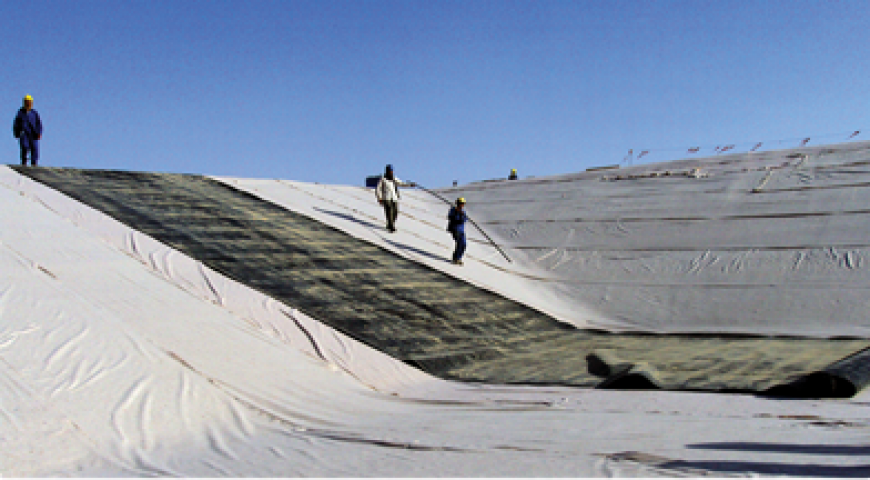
[[2, 162, 870, 477], [220, 142, 870, 337], [440, 141, 870, 337]]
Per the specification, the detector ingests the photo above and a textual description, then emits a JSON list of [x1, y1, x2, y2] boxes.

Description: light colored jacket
[[375, 176, 405, 202]]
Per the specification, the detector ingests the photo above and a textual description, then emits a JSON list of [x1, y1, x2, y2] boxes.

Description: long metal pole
[[411, 183, 512, 263]]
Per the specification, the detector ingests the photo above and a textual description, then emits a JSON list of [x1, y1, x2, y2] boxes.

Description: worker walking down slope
[[375, 164, 415, 233], [12, 95, 42, 167], [447, 197, 468, 265]]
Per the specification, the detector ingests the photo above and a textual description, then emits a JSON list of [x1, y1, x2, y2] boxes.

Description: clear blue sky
[[2, 0, 867, 187]]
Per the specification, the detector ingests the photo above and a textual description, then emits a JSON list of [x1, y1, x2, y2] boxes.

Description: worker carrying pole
[[447, 197, 468, 265], [412, 183, 512, 264]]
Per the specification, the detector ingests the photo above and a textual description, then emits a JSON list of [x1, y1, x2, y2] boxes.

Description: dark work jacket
[[447, 206, 467, 233], [13, 108, 42, 147]]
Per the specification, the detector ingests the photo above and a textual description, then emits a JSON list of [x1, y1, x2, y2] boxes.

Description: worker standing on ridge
[[508, 168, 518, 180], [12, 95, 42, 166], [375, 164, 414, 233], [447, 197, 468, 265]]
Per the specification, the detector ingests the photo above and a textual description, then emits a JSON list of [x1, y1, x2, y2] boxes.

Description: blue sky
[[2, 0, 867, 187]]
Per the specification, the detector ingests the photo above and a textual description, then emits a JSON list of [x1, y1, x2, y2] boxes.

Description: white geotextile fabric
[[214, 176, 610, 329], [453, 142, 870, 337], [3, 165, 870, 477], [218, 143, 870, 338]]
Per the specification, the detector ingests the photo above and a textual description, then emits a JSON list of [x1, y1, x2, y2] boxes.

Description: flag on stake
[[638, 150, 650, 159], [721, 144, 735, 153], [800, 137, 810, 146], [849, 130, 860, 139], [688, 147, 700, 154], [751, 142, 763, 152]]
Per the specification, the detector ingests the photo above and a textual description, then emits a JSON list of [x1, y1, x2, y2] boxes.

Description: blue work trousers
[[452, 229, 466, 262], [20, 138, 38, 166]]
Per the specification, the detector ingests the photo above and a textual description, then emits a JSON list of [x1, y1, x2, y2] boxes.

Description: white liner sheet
[[2, 164, 870, 477]]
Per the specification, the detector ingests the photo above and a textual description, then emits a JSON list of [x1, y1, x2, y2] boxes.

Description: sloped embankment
[[15, 166, 870, 398]]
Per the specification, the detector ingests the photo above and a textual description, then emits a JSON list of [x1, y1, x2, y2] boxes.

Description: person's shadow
[[612, 446, 870, 477], [314, 207, 382, 230], [383, 238, 451, 264]]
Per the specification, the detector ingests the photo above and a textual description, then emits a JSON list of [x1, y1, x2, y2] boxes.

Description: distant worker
[[12, 95, 42, 167], [508, 168, 518, 180], [375, 164, 414, 233], [447, 197, 468, 265]]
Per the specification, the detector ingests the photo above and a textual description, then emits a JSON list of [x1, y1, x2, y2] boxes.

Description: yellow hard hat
[[511, 168, 516, 173], [457, 197, 466, 204], [23, 95, 33, 101]]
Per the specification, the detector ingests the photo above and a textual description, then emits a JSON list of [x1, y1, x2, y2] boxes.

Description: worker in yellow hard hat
[[13, 94, 43, 166], [446, 197, 468, 265], [508, 168, 518, 180]]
